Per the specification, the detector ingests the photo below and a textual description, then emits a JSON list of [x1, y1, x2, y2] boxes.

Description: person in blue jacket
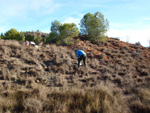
[[76, 50, 86, 67]]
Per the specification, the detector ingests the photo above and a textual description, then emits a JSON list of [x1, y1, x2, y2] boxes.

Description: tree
[[46, 20, 79, 45], [58, 23, 79, 45], [33, 33, 37, 41], [51, 20, 60, 34], [20, 32, 25, 42], [3, 29, 25, 41], [80, 11, 109, 42], [0, 33, 4, 39], [4, 29, 20, 40], [25, 34, 34, 41], [35, 35, 42, 44], [46, 20, 61, 43]]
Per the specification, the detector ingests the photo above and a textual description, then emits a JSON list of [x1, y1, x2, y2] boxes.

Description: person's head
[[75, 49, 81, 53]]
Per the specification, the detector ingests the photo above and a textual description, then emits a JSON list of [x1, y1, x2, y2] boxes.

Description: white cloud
[[0, 0, 60, 19], [107, 28, 150, 47], [0, 0, 60, 33], [30, 0, 60, 15]]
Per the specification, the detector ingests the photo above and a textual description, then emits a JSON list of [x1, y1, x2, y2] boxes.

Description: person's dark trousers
[[78, 54, 86, 67]]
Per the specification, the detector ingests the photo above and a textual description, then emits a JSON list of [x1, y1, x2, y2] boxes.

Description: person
[[76, 50, 86, 67], [25, 40, 29, 46]]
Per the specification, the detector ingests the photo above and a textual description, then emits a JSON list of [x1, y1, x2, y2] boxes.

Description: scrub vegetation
[[0, 36, 150, 113], [0, 11, 150, 113]]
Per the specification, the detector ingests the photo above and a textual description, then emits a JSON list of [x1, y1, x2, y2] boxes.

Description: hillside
[[0, 37, 150, 113]]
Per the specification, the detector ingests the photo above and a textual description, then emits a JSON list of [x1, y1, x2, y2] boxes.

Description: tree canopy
[[80, 11, 109, 42], [46, 20, 79, 45], [3, 29, 25, 41]]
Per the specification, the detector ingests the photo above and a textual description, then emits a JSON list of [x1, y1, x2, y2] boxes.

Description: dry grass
[[23, 98, 43, 113], [129, 88, 150, 113], [0, 83, 129, 113], [0, 39, 150, 113]]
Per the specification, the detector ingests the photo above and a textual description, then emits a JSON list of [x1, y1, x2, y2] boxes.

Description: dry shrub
[[25, 77, 35, 88], [0, 68, 10, 80], [6, 40, 22, 47], [44, 92, 68, 113], [0, 94, 17, 112], [90, 58, 99, 68], [139, 70, 149, 76], [0, 81, 12, 90], [53, 75, 67, 87], [23, 98, 42, 113], [129, 88, 150, 113], [105, 66, 114, 74], [0, 83, 128, 113], [31, 83, 50, 101], [114, 76, 123, 86], [0, 83, 5, 91], [69, 50, 76, 59], [130, 100, 150, 113], [103, 73, 113, 81], [0, 40, 22, 47], [44, 84, 128, 113], [0, 90, 29, 112], [16, 78, 26, 85], [116, 58, 125, 65]]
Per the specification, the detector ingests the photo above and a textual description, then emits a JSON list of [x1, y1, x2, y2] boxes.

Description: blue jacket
[[76, 50, 86, 58]]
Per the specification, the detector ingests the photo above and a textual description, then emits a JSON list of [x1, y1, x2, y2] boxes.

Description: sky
[[0, 0, 150, 46]]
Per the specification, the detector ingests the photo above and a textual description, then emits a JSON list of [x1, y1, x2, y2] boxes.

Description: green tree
[[46, 20, 79, 45], [58, 23, 79, 45], [51, 20, 60, 34], [35, 35, 42, 44], [0, 33, 4, 39], [20, 32, 25, 42], [3, 29, 25, 41], [4, 29, 20, 40], [33, 33, 37, 41], [49, 20, 61, 42], [46, 20, 61, 43], [80, 11, 109, 42], [25, 34, 34, 41]]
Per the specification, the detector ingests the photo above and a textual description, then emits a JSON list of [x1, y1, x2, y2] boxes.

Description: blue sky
[[0, 0, 150, 46]]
